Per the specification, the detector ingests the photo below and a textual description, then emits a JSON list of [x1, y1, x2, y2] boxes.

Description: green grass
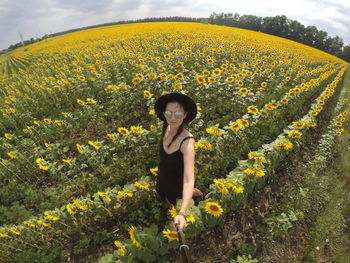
[[298, 129, 350, 263]]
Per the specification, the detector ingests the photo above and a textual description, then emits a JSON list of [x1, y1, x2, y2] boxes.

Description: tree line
[[207, 12, 350, 62], [3, 13, 350, 62]]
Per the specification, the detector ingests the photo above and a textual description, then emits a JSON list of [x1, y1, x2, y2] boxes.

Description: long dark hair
[[161, 100, 187, 148]]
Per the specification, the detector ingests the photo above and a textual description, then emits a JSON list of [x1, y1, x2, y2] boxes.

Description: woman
[[154, 92, 203, 230]]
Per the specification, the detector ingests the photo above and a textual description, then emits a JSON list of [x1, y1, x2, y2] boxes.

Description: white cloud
[[1, 0, 350, 50]]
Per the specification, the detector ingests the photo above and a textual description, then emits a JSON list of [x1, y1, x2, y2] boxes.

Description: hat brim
[[154, 93, 197, 123]]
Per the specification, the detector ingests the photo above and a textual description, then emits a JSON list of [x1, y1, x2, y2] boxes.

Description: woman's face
[[164, 102, 187, 129]]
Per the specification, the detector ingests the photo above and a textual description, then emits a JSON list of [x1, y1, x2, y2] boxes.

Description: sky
[[1, 0, 350, 51]]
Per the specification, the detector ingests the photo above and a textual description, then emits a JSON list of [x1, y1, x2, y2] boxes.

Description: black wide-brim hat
[[154, 92, 197, 123]]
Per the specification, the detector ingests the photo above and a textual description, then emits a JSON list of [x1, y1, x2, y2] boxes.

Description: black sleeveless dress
[[156, 136, 195, 205]]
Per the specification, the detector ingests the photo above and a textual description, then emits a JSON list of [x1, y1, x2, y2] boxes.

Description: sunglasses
[[163, 110, 185, 119]]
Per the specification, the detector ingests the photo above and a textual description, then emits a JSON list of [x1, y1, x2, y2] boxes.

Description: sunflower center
[[210, 205, 219, 212]]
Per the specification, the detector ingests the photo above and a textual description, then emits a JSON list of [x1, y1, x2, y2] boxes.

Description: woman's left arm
[[174, 138, 195, 230]]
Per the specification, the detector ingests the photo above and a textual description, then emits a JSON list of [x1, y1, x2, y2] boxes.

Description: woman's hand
[[174, 214, 187, 231]]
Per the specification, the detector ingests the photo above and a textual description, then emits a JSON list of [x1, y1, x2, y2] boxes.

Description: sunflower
[[274, 143, 284, 150], [280, 98, 289, 104], [206, 127, 222, 136], [87, 140, 99, 150], [128, 226, 141, 247], [36, 158, 49, 170], [255, 169, 265, 177], [73, 200, 88, 211], [168, 206, 177, 218], [196, 75, 206, 84], [229, 121, 243, 131], [147, 73, 157, 79], [43, 118, 52, 125], [4, 133, 13, 140], [76, 144, 84, 153], [33, 120, 41, 126], [66, 203, 76, 215], [106, 133, 116, 141], [317, 100, 325, 106], [342, 98, 348, 103], [164, 53, 171, 59], [207, 77, 216, 83], [54, 120, 62, 126], [335, 122, 342, 127], [86, 98, 96, 104], [247, 105, 259, 114], [98, 191, 111, 202], [212, 68, 222, 76], [117, 191, 133, 197], [204, 202, 223, 217], [213, 179, 229, 194], [118, 127, 129, 136], [261, 82, 267, 88], [241, 119, 249, 127], [114, 241, 126, 256], [243, 168, 255, 175], [239, 88, 249, 94], [132, 77, 142, 85], [288, 130, 303, 138], [175, 73, 184, 80], [292, 121, 305, 129], [133, 181, 149, 190], [76, 99, 85, 106], [288, 90, 296, 97], [9, 227, 21, 235], [306, 122, 317, 127], [207, 58, 214, 64], [150, 167, 158, 176], [310, 110, 319, 117], [143, 90, 152, 98], [226, 77, 234, 83], [186, 215, 196, 223], [162, 229, 178, 240], [284, 142, 293, 150], [44, 211, 59, 221], [172, 83, 183, 89], [264, 104, 277, 111], [202, 69, 210, 75], [62, 159, 73, 166], [37, 220, 51, 227], [23, 221, 35, 228], [336, 130, 343, 136]]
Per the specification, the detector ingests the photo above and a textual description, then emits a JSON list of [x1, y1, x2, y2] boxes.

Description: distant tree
[[340, 45, 350, 62], [324, 35, 344, 56], [261, 15, 288, 37], [238, 15, 262, 31], [313, 30, 328, 50], [286, 19, 305, 42]]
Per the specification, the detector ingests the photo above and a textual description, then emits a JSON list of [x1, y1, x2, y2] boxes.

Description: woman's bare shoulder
[[182, 129, 194, 138]]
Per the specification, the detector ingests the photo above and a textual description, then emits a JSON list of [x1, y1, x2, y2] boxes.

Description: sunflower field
[[0, 22, 349, 262]]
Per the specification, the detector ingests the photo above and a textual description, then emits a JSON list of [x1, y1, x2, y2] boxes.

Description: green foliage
[[118, 224, 173, 263], [264, 210, 304, 238], [230, 254, 258, 263]]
